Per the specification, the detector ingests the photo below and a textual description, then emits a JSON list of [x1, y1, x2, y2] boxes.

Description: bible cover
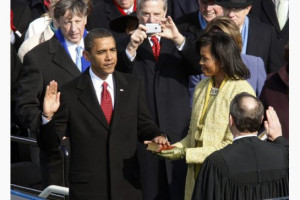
[[147, 143, 175, 152]]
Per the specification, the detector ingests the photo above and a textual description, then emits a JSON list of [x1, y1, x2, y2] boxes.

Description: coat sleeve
[[38, 93, 69, 151], [136, 79, 162, 141], [15, 52, 44, 135]]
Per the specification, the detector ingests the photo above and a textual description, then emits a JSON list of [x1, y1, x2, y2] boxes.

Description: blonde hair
[[204, 16, 242, 52]]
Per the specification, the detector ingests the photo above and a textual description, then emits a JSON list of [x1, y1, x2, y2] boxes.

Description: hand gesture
[[43, 80, 60, 120], [144, 135, 170, 146], [126, 24, 148, 56], [157, 16, 185, 46], [264, 106, 282, 141], [154, 147, 186, 161]]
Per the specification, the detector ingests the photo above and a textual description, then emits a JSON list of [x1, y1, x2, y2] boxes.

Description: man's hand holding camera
[[126, 16, 185, 57]]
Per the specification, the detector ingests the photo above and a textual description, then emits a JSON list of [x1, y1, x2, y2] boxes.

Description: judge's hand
[[157, 16, 185, 47], [264, 106, 282, 141], [43, 80, 60, 120], [154, 147, 186, 161], [144, 136, 170, 146], [127, 24, 147, 56]]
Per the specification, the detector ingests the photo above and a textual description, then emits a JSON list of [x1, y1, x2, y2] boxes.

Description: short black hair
[[230, 92, 264, 132], [196, 32, 250, 80], [84, 28, 115, 52]]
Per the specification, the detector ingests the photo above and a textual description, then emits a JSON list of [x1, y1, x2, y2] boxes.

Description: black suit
[[175, 10, 204, 39], [117, 37, 201, 200], [39, 70, 162, 199], [246, 15, 285, 73], [16, 36, 81, 187], [86, 0, 125, 38], [192, 136, 289, 200], [167, 0, 199, 20], [250, 0, 288, 48]]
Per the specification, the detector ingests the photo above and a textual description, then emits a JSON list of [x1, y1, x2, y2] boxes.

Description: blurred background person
[[216, 0, 285, 73], [250, 0, 288, 58], [154, 32, 255, 200], [260, 44, 289, 140]]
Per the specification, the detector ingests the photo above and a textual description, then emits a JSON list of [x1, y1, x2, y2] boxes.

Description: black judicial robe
[[192, 136, 289, 200]]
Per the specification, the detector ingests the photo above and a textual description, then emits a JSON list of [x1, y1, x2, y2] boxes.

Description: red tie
[[101, 82, 113, 125], [151, 36, 160, 63]]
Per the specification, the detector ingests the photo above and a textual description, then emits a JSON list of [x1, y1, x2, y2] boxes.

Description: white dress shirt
[[66, 39, 85, 66], [89, 68, 115, 108]]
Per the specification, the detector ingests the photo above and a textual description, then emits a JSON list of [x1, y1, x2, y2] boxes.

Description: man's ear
[[83, 50, 90, 62], [229, 114, 234, 127]]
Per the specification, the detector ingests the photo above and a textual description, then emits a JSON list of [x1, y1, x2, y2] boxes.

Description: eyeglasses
[[223, 7, 246, 13]]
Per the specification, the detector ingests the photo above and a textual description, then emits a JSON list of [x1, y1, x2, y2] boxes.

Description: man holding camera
[[116, 0, 201, 199]]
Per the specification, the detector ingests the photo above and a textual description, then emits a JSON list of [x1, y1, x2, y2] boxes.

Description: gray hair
[[137, 0, 168, 11], [53, 0, 92, 20]]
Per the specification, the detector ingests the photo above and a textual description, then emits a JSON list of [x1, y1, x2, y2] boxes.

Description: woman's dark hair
[[196, 32, 250, 80]]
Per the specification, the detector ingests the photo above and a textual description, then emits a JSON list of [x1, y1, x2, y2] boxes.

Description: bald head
[[230, 92, 264, 133]]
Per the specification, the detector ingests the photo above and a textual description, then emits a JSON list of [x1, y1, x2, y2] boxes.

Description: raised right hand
[[43, 80, 60, 120]]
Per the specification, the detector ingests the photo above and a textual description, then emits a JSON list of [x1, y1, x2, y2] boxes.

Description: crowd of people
[[11, 0, 289, 199]]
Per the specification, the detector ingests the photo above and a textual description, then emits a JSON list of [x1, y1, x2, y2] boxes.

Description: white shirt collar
[[234, 134, 257, 141], [65, 38, 85, 64], [123, 4, 134, 14], [148, 35, 161, 46], [89, 68, 115, 108]]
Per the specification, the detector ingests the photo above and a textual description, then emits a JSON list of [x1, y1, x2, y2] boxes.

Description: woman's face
[[199, 45, 222, 77]]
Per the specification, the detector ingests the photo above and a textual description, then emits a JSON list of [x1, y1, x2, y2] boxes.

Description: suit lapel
[[262, 0, 280, 31], [77, 71, 110, 130], [48, 37, 81, 77], [110, 72, 129, 126]]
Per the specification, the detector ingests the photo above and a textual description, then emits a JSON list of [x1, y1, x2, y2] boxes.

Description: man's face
[[138, 0, 167, 24], [84, 37, 117, 80], [223, 6, 252, 28], [115, 0, 135, 9], [58, 10, 87, 44], [199, 0, 223, 23]]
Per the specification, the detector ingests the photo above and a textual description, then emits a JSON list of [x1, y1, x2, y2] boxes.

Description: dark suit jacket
[[260, 65, 289, 140], [247, 15, 285, 73], [175, 10, 203, 39], [39, 70, 162, 199], [16, 36, 81, 187], [167, 0, 199, 20], [16, 36, 81, 135], [117, 37, 201, 200], [86, 0, 124, 38], [192, 136, 289, 200], [250, 0, 288, 47]]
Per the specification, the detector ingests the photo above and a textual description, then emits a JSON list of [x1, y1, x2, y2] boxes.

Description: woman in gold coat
[[155, 32, 256, 200]]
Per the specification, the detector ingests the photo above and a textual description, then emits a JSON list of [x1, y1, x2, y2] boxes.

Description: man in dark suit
[[86, 0, 136, 37], [216, 0, 285, 73], [250, 0, 288, 51], [39, 28, 169, 199], [15, 0, 91, 188], [192, 92, 289, 200], [167, 0, 199, 20], [117, 0, 201, 199], [175, 0, 223, 38]]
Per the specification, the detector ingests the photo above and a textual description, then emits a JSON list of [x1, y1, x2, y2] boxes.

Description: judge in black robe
[[192, 92, 289, 200]]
